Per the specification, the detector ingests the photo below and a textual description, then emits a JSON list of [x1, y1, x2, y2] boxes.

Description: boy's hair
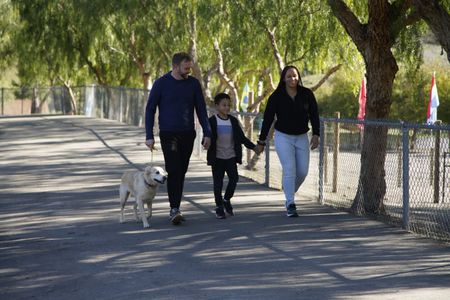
[[172, 52, 192, 66], [214, 92, 231, 105]]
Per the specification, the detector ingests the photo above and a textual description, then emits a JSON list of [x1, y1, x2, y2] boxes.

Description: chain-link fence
[[2, 85, 449, 242], [0, 86, 78, 115], [0, 86, 149, 127], [319, 117, 450, 241]]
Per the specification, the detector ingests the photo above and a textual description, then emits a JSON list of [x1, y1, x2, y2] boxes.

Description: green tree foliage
[[316, 74, 361, 118], [3, 0, 447, 123], [0, 1, 19, 71], [318, 64, 450, 124]]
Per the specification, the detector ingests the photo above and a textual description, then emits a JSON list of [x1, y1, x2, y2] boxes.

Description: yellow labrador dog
[[119, 165, 167, 228]]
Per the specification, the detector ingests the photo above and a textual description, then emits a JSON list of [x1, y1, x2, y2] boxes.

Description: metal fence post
[[434, 120, 442, 203], [60, 86, 65, 114], [1, 88, 4, 115], [319, 119, 325, 204], [100, 87, 104, 119], [402, 122, 410, 231], [397, 135, 402, 188], [332, 112, 340, 193], [429, 148, 434, 186], [264, 141, 270, 187], [119, 87, 124, 123]]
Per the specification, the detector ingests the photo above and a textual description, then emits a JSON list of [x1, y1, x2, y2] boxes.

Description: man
[[145, 52, 211, 225]]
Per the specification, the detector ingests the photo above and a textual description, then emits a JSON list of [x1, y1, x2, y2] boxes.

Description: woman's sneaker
[[223, 199, 234, 216], [286, 204, 299, 217], [215, 207, 226, 219]]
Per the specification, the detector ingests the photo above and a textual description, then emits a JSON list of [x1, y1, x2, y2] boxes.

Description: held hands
[[254, 145, 264, 155], [310, 135, 320, 150], [254, 141, 266, 155]]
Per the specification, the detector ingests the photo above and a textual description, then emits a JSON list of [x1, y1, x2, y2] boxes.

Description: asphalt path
[[1, 116, 449, 300]]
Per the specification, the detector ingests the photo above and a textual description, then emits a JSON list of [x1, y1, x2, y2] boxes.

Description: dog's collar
[[144, 179, 157, 188]]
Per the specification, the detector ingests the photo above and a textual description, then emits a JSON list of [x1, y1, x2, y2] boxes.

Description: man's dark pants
[[160, 130, 196, 209]]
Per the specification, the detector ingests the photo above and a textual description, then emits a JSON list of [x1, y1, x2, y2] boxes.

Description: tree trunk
[[351, 45, 398, 215], [31, 88, 40, 114], [58, 77, 77, 114], [328, 0, 403, 215]]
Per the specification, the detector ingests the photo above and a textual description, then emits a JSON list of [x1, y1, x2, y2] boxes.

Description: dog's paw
[[143, 223, 150, 229]]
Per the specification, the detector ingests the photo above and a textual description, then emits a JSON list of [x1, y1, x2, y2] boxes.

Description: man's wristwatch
[[257, 140, 266, 146]]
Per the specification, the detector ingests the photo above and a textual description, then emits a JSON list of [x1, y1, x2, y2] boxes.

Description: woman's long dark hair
[[276, 65, 303, 92]]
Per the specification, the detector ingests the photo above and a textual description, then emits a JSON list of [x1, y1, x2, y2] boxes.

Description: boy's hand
[[202, 137, 211, 150]]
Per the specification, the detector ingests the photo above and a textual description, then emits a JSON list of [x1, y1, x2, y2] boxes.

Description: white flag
[[427, 73, 439, 124]]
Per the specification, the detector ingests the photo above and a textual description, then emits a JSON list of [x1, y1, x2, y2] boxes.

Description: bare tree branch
[[213, 39, 239, 109], [266, 27, 285, 72], [310, 64, 342, 92]]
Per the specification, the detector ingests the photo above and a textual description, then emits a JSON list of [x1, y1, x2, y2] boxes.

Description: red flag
[[357, 78, 366, 129]]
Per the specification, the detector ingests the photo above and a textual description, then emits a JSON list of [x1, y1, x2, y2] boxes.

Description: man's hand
[[202, 137, 211, 150], [145, 139, 155, 151], [310, 135, 319, 150]]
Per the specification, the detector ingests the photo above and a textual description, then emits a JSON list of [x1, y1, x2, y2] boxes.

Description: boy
[[207, 93, 258, 219]]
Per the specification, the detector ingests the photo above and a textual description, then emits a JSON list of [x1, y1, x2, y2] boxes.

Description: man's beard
[[178, 66, 190, 79]]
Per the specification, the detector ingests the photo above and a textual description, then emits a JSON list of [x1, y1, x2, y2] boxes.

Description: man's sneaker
[[215, 207, 226, 219], [286, 204, 299, 217], [179, 212, 186, 222], [170, 208, 183, 225], [223, 199, 234, 216]]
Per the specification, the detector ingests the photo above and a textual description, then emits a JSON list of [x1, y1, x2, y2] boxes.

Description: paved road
[[1, 116, 449, 300]]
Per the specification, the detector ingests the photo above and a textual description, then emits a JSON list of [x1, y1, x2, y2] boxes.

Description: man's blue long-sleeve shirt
[[145, 72, 211, 140]]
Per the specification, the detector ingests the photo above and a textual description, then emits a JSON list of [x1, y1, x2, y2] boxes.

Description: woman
[[256, 66, 320, 217]]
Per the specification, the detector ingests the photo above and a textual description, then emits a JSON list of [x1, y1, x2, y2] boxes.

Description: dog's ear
[[144, 166, 153, 176]]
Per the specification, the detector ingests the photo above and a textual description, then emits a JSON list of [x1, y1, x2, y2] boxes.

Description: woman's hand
[[310, 135, 319, 150]]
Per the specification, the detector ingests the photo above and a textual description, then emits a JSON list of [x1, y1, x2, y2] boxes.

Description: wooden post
[[324, 146, 329, 184], [332, 112, 340, 193], [434, 120, 442, 203]]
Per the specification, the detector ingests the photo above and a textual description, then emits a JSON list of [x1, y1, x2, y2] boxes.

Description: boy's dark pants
[[212, 158, 239, 207], [160, 130, 196, 209]]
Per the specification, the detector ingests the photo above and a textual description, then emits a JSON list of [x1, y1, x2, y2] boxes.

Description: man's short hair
[[214, 92, 231, 105], [172, 52, 192, 66]]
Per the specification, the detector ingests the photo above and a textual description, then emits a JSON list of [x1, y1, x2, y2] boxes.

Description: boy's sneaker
[[170, 208, 183, 225], [286, 204, 299, 218], [223, 199, 234, 216], [215, 207, 226, 219]]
